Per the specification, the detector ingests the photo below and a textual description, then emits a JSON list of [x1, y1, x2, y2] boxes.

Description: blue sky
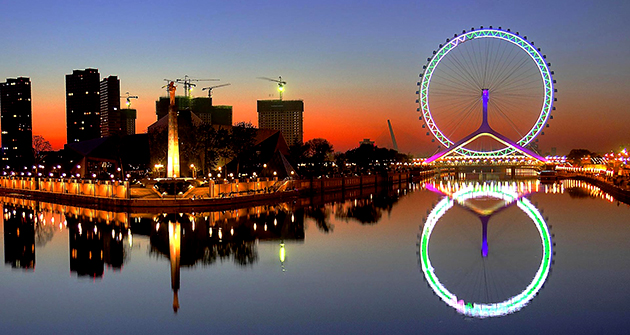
[[1, 0, 629, 154]]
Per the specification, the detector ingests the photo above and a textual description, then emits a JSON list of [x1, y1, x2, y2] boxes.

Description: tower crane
[[258, 76, 286, 100], [175, 75, 219, 98], [202, 83, 231, 106], [121, 92, 139, 109], [201, 83, 231, 98]]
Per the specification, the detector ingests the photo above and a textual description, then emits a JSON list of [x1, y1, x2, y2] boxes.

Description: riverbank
[[561, 173, 630, 204], [0, 170, 431, 211]]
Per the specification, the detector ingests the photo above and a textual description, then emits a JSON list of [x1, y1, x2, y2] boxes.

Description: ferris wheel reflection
[[419, 181, 553, 318]]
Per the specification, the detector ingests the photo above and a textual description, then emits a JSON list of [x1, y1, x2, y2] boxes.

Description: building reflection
[[147, 206, 305, 268], [3, 205, 35, 270], [0, 182, 412, 312], [67, 216, 129, 278]]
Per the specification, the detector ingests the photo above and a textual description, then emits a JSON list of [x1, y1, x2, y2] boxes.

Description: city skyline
[[1, 0, 629, 155]]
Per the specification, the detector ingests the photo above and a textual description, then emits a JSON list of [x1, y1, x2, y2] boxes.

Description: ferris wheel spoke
[[489, 100, 525, 139], [440, 56, 483, 91], [492, 95, 539, 115], [431, 72, 480, 94], [493, 75, 542, 96], [430, 95, 478, 108], [466, 38, 484, 86], [494, 94, 540, 102], [482, 38, 495, 88], [449, 256, 486, 290], [486, 40, 512, 89], [444, 99, 481, 139], [494, 70, 540, 93], [432, 101, 480, 122], [491, 57, 534, 92], [476, 38, 494, 88], [487, 43, 523, 90], [450, 45, 486, 90]]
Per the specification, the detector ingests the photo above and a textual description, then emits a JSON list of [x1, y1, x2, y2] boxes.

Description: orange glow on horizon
[[26, 85, 623, 156]]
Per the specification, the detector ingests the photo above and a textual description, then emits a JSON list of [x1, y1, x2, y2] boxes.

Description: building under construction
[[155, 97, 232, 126]]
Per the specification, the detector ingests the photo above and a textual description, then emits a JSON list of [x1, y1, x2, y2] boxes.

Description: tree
[[194, 123, 231, 174], [305, 138, 333, 162], [343, 143, 410, 172], [231, 122, 257, 163], [32, 135, 53, 164], [567, 149, 593, 165], [288, 142, 310, 165]]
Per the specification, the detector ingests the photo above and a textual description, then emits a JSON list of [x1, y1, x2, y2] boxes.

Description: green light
[[278, 85, 284, 92], [279, 243, 285, 263]]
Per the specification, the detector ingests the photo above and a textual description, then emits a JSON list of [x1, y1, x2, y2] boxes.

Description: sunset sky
[[1, 0, 629, 156]]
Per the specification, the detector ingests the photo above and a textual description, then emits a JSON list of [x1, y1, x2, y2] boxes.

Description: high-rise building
[[191, 97, 232, 126], [99, 76, 120, 137], [257, 100, 304, 146], [66, 68, 101, 143], [120, 108, 137, 135], [0, 77, 33, 169], [155, 96, 190, 120], [155, 96, 232, 126]]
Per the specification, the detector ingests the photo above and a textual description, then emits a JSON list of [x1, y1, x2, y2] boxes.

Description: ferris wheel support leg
[[481, 216, 489, 258]]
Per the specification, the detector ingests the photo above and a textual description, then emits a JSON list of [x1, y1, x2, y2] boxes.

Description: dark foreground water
[[1, 178, 629, 334]]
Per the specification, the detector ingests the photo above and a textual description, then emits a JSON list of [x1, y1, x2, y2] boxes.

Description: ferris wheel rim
[[418, 183, 553, 318], [418, 28, 555, 157]]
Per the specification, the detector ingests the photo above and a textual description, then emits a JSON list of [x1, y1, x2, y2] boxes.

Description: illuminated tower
[[167, 82, 180, 178], [0, 77, 33, 169], [257, 100, 304, 146], [66, 68, 101, 143]]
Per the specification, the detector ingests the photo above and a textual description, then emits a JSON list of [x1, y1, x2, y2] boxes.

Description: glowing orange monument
[[166, 82, 180, 178]]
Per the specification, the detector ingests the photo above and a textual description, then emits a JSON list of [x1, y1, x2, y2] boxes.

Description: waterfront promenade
[[558, 170, 630, 204], [0, 170, 430, 210]]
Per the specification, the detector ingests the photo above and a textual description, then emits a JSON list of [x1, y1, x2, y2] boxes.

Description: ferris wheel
[[417, 27, 556, 160], [418, 183, 553, 318]]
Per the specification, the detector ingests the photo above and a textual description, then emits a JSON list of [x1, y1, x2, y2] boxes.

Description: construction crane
[[121, 92, 138, 109], [202, 83, 231, 107], [176, 75, 219, 98], [387, 120, 399, 152], [201, 83, 231, 98], [258, 76, 286, 100]]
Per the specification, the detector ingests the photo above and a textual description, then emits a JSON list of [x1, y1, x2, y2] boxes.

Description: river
[[0, 178, 629, 334]]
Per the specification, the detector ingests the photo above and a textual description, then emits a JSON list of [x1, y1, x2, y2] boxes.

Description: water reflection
[[304, 188, 407, 232], [419, 181, 553, 318], [3, 205, 36, 269], [1, 185, 408, 313], [68, 218, 129, 277]]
